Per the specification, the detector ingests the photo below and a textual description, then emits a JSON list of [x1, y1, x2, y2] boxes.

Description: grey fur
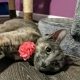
[[0, 19, 76, 73], [0, 19, 41, 59], [34, 29, 67, 73]]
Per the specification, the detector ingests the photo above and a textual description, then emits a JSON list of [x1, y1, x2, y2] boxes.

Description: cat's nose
[[51, 60, 59, 66]]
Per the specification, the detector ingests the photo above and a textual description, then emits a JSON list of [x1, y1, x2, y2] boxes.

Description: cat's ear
[[50, 29, 67, 44]]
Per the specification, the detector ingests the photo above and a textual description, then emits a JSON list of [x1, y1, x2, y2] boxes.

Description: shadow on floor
[[0, 57, 14, 73]]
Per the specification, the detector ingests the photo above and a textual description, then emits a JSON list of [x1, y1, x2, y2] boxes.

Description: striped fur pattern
[[0, 19, 41, 59], [34, 29, 68, 73], [0, 19, 77, 73]]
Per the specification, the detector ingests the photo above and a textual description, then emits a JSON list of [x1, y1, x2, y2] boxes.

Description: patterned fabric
[[0, 59, 49, 80], [0, 59, 80, 80]]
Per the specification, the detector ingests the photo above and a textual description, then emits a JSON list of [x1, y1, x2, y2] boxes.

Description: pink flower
[[18, 41, 36, 61]]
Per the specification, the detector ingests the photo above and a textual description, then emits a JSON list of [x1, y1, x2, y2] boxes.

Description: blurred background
[[0, 0, 77, 20]]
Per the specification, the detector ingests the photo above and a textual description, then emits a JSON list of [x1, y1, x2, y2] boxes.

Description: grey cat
[[34, 29, 80, 73], [0, 19, 78, 73], [0, 19, 41, 59], [34, 29, 67, 73]]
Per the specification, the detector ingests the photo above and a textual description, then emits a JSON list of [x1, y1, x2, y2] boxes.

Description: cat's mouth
[[39, 59, 65, 73]]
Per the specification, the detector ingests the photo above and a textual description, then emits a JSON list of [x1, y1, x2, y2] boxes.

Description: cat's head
[[34, 29, 67, 73]]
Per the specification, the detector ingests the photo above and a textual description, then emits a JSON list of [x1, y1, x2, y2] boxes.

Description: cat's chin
[[39, 67, 61, 74], [38, 61, 65, 74], [38, 66, 61, 74]]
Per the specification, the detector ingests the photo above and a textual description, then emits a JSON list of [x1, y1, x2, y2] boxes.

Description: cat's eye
[[46, 47, 51, 52]]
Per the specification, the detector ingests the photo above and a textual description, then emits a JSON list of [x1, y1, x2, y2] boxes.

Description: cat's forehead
[[37, 42, 49, 49], [37, 35, 53, 42], [37, 36, 56, 47]]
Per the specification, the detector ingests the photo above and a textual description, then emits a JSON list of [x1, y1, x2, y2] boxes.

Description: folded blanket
[[38, 18, 80, 57]]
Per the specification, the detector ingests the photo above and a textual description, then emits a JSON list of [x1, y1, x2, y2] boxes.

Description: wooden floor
[[0, 17, 10, 24]]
